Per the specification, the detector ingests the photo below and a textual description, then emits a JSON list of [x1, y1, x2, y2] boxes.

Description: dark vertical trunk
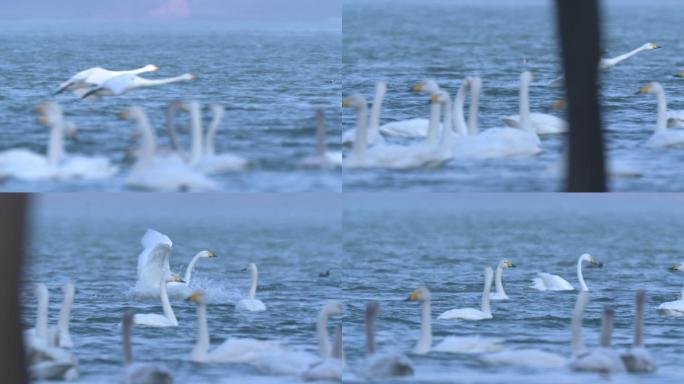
[[0, 194, 28, 383], [555, 0, 607, 191]]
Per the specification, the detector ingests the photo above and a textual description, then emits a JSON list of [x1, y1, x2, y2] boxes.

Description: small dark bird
[[319, 269, 330, 277]]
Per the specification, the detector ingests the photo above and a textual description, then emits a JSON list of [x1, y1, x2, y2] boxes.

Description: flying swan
[[531, 253, 602, 292], [82, 73, 196, 99], [237, 263, 267, 312], [53, 64, 159, 97], [438, 266, 494, 320]]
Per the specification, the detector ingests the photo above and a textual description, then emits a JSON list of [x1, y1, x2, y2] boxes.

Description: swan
[[620, 290, 657, 372], [187, 291, 283, 363], [82, 72, 196, 99], [0, 102, 117, 181], [364, 301, 414, 379], [670, 262, 684, 271], [48, 282, 75, 349], [480, 349, 567, 368], [166, 250, 217, 299], [406, 287, 504, 355], [119, 106, 218, 191], [656, 284, 684, 316], [135, 229, 174, 295], [301, 110, 342, 168], [569, 306, 626, 373], [54, 64, 159, 96], [342, 81, 386, 145], [638, 82, 684, 148], [502, 75, 567, 134], [248, 302, 344, 378], [134, 274, 183, 327], [531, 253, 602, 292], [181, 102, 250, 173], [452, 74, 542, 160], [376, 80, 443, 139], [121, 311, 173, 384], [491, 260, 514, 300], [438, 266, 494, 320], [237, 263, 267, 312]]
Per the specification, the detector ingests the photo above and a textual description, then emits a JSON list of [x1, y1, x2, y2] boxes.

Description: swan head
[[675, 70, 684, 78], [342, 94, 368, 109], [406, 287, 431, 302], [430, 90, 450, 105], [143, 64, 160, 72], [500, 260, 515, 269], [638, 82, 663, 96], [181, 73, 197, 81], [168, 273, 185, 283], [186, 290, 205, 303], [36, 102, 62, 125], [580, 253, 603, 268], [321, 301, 343, 318], [412, 80, 440, 94], [670, 263, 683, 271], [642, 42, 661, 51], [199, 250, 216, 259], [241, 263, 257, 273]]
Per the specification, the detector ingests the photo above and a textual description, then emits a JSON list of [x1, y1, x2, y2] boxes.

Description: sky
[[0, 0, 341, 24]]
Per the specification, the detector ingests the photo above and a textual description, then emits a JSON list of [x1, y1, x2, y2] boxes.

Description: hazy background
[[0, 0, 341, 26]]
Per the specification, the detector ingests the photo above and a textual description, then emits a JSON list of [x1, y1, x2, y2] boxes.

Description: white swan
[[531, 253, 602, 292], [82, 73, 196, 99], [48, 282, 75, 349], [166, 250, 217, 299], [0, 102, 117, 181], [671, 262, 684, 271], [54, 64, 159, 96], [376, 80, 443, 139], [656, 284, 684, 316], [406, 287, 504, 355], [452, 74, 541, 160], [301, 110, 342, 168], [134, 274, 183, 327], [601, 42, 661, 69], [187, 291, 282, 363], [438, 266, 494, 320], [237, 263, 267, 312], [301, 303, 345, 381], [502, 76, 567, 134], [491, 260, 514, 300], [570, 306, 626, 373], [342, 82, 386, 145], [620, 290, 657, 372], [364, 301, 414, 379], [135, 229, 174, 295], [121, 311, 174, 384], [638, 82, 684, 148], [182, 102, 250, 174], [119, 106, 218, 191]]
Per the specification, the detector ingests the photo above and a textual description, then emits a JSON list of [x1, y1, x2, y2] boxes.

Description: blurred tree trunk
[[0, 194, 28, 383], [556, 0, 607, 191]]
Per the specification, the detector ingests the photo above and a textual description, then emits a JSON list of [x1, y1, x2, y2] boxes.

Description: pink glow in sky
[[150, 0, 190, 19]]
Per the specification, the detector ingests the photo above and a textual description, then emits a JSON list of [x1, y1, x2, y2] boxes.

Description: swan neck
[[188, 106, 204, 164], [519, 76, 532, 131], [205, 110, 223, 156], [634, 294, 645, 347], [577, 257, 588, 291], [122, 317, 133, 365], [468, 81, 480, 136], [249, 267, 258, 300], [193, 301, 210, 359], [453, 83, 468, 136], [494, 265, 506, 297], [366, 311, 376, 355], [159, 275, 177, 325], [571, 293, 589, 355], [36, 287, 49, 340], [166, 103, 188, 161], [368, 84, 386, 137], [47, 115, 65, 166], [600, 311, 614, 348], [135, 113, 157, 168], [439, 95, 455, 152], [654, 87, 668, 133], [609, 46, 645, 67], [331, 325, 343, 360], [416, 299, 432, 353], [315, 111, 327, 157], [317, 310, 331, 358], [57, 285, 74, 338], [183, 252, 203, 283], [482, 272, 492, 315], [351, 104, 369, 162], [426, 102, 441, 146]]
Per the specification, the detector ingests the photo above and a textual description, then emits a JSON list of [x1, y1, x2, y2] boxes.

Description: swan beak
[[342, 98, 352, 108], [186, 291, 204, 302], [38, 116, 49, 125], [550, 99, 566, 110], [652, 43, 662, 49], [189, 74, 197, 81], [430, 95, 440, 104], [637, 85, 651, 95], [151, 65, 160, 72], [207, 251, 217, 258], [35, 105, 45, 114], [119, 110, 129, 120], [412, 83, 424, 93], [406, 291, 420, 301], [589, 260, 603, 268], [240, 267, 247, 272]]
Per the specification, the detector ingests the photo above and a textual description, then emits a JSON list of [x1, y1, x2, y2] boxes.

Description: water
[[23, 194, 342, 383], [342, 194, 684, 383], [0, 21, 341, 192], [342, 0, 684, 192]]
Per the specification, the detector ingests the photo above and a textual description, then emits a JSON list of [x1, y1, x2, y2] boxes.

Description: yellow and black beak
[[430, 94, 440, 104], [35, 105, 45, 114], [119, 110, 129, 120], [186, 291, 204, 302], [342, 98, 352, 108], [405, 291, 419, 301], [208, 251, 217, 258], [412, 83, 424, 93], [550, 99, 566, 110], [637, 85, 651, 95], [38, 116, 49, 125]]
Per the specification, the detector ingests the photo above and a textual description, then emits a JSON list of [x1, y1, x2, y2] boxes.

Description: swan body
[[639, 82, 684, 148], [452, 74, 541, 160], [122, 311, 174, 384], [375, 80, 443, 139], [490, 260, 514, 300], [301, 110, 342, 168], [166, 250, 216, 299], [480, 349, 567, 368], [657, 284, 684, 316], [134, 274, 182, 327], [406, 287, 504, 355], [620, 291, 656, 372], [502, 113, 567, 135], [54, 64, 159, 96], [531, 253, 601, 292], [438, 266, 494, 320], [237, 263, 266, 312], [120, 106, 218, 191], [342, 82, 386, 146], [570, 306, 626, 373], [364, 301, 414, 379], [0, 102, 117, 181], [600, 43, 661, 69], [82, 73, 196, 99]]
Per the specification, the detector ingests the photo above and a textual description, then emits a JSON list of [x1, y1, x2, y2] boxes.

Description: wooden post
[[555, 0, 606, 191], [0, 194, 28, 383]]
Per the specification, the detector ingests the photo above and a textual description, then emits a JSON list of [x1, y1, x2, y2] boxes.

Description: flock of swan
[[25, 239, 684, 382], [0, 65, 340, 190], [341, 42, 684, 175]]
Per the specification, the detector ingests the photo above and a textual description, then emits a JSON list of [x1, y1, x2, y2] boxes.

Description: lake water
[[0, 21, 341, 192], [342, 193, 684, 383], [23, 194, 342, 383], [342, 0, 684, 191]]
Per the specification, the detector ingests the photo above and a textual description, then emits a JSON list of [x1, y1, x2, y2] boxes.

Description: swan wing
[[198, 154, 249, 174], [208, 338, 284, 364], [133, 313, 176, 327], [54, 67, 100, 94], [646, 130, 684, 148], [437, 307, 489, 320], [656, 300, 684, 316], [453, 129, 540, 160], [29, 361, 74, 381], [0, 149, 53, 180], [481, 349, 567, 368], [570, 348, 626, 373], [502, 114, 567, 134], [378, 118, 430, 138], [432, 336, 504, 354], [238, 299, 266, 312], [59, 155, 118, 180], [533, 272, 574, 291], [301, 357, 344, 381]]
